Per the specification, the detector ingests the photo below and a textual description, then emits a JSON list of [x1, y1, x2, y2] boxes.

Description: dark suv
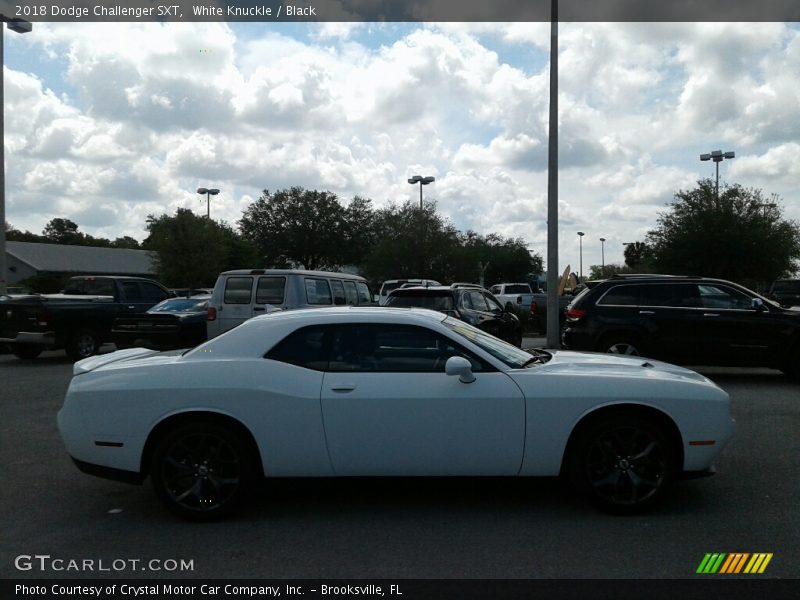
[[769, 279, 800, 307], [561, 275, 800, 377], [386, 285, 523, 347]]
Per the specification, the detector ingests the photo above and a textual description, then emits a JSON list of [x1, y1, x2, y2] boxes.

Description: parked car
[[386, 285, 523, 346], [489, 283, 535, 311], [206, 269, 375, 340], [561, 274, 800, 377], [0, 275, 171, 360], [58, 306, 733, 520], [768, 279, 800, 307], [112, 295, 210, 351], [378, 279, 441, 305]]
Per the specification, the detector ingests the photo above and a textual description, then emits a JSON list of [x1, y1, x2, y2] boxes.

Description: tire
[[66, 329, 100, 361], [567, 413, 677, 514], [150, 421, 255, 521], [599, 336, 642, 357], [13, 344, 42, 360]]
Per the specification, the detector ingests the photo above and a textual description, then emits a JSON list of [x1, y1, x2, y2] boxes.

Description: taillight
[[207, 307, 217, 321], [566, 307, 587, 320], [530, 301, 538, 315], [37, 308, 51, 327]]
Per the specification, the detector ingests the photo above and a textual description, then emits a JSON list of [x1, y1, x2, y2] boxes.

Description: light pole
[[196, 187, 219, 219], [0, 17, 32, 296], [577, 231, 584, 280], [599, 237, 606, 274], [700, 150, 735, 198], [407, 175, 435, 210]]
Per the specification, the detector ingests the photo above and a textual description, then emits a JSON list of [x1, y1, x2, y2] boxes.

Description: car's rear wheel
[[151, 421, 255, 521], [13, 344, 42, 359], [567, 413, 677, 513], [599, 335, 642, 356], [66, 329, 100, 361]]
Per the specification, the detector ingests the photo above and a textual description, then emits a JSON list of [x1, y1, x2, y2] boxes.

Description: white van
[[378, 279, 441, 305], [206, 269, 374, 339]]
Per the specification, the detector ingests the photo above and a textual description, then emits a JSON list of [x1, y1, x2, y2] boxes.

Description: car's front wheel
[[151, 421, 255, 521], [12, 344, 42, 359], [567, 413, 677, 513]]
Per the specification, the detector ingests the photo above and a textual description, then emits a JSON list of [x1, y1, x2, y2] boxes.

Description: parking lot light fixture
[[1, 17, 33, 296], [577, 231, 585, 280], [600, 237, 606, 272], [700, 150, 735, 198], [196, 187, 220, 219], [407, 175, 435, 210]]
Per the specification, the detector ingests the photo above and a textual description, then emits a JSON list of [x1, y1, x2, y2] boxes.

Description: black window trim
[[595, 281, 762, 312]]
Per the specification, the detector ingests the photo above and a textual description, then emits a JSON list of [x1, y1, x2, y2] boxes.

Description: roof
[[219, 268, 366, 281], [7, 241, 156, 275]]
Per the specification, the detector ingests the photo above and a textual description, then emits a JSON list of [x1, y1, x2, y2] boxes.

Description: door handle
[[127, 305, 135, 309], [330, 385, 356, 393], [638, 310, 655, 315], [703, 313, 719, 317], [253, 307, 265, 312]]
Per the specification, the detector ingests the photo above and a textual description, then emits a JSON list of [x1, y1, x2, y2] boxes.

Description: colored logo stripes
[[696, 553, 773, 574]]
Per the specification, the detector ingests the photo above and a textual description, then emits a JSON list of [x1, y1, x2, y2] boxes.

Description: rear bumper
[[0, 331, 56, 346], [680, 466, 716, 480]]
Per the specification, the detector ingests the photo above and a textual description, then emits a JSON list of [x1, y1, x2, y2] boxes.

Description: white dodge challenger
[[58, 307, 734, 520]]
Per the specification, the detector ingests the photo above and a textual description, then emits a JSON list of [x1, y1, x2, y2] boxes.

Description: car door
[[217, 276, 255, 334], [635, 283, 704, 364], [460, 290, 494, 333], [694, 283, 781, 365], [253, 276, 287, 315], [320, 323, 526, 476]]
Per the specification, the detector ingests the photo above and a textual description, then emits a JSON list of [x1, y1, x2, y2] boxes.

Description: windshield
[[150, 298, 208, 313], [442, 317, 537, 368]]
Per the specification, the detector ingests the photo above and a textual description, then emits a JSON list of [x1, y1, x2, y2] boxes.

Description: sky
[[4, 21, 800, 274]]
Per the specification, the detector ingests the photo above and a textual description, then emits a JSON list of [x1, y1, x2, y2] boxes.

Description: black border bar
[[7, 0, 800, 23]]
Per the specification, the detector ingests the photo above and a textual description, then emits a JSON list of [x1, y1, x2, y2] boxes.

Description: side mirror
[[445, 356, 476, 384], [751, 298, 766, 312]]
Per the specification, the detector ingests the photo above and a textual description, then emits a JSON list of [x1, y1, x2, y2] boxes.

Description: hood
[[73, 347, 183, 375], [528, 350, 712, 384]]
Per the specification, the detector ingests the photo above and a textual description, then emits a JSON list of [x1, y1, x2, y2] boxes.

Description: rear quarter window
[[224, 277, 253, 304]]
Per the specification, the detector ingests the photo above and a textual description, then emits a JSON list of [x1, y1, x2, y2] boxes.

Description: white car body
[[58, 307, 734, 518]]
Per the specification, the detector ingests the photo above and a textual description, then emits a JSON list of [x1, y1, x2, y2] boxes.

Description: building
[[5, 241, 156, 284]]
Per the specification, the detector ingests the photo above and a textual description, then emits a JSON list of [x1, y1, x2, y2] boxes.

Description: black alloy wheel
[[151, 422, 254, 521], [569, 414, 677, 513], [66, 329, 100, 361], [12, 344, 42, 359]]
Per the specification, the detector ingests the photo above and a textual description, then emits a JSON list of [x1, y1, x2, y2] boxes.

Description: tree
[[623, 242, 654, 271], [6, 222, 44, 243], [110, 236, 142, 249], [361, 201, 461, 283], [42, 218, 85, 245], [144, 208, 230, 288], [646, 179, 800, 289], [450, 231, 542, 285], [238, 187, 349, 270]]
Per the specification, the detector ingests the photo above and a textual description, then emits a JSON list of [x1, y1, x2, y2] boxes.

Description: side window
[[140, 282, 169, 303], [256, 277, 286, 305], [328, 324, 487, 373], [598, 285, 639, 306], [342, 281, 359, 305], [87, 279, 115, 295], [305, 278, 332, 305], [265, 326, 329, 371], [640, 283, 700, 308], [224, 277, 253, 304], [330, 280, 346, 305], [467, 290, 490, 311], [484, 292, 503, 312], [121, 281, 143, 302], [355, 281, 372, 304], [698, 285, 752, 310]]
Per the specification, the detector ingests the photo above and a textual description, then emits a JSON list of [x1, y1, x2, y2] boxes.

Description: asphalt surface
[[1, 343, 798, 581]]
